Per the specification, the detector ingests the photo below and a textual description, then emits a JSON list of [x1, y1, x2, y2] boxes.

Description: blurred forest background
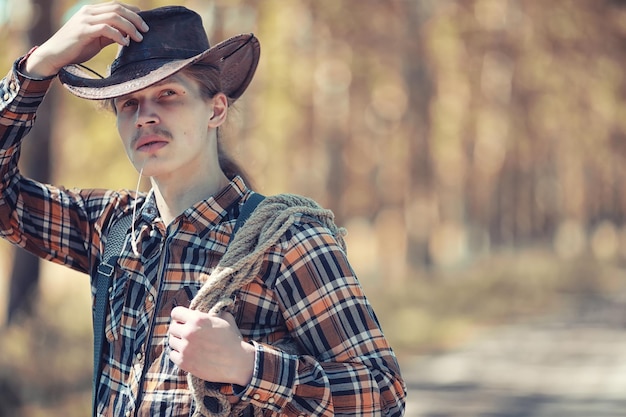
[[2, 0, 626, 415]]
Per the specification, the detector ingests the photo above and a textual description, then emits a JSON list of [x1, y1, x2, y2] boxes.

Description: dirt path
[[399, 293, 626, 417]]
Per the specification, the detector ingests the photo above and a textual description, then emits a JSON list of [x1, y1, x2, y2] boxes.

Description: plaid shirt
[[0, 59, 406, 416]]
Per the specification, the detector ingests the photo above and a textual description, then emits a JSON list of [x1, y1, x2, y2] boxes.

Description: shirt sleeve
[[237, 218, 407, 416], [0, 55, 54, 146], [0, 57, 116, 273]]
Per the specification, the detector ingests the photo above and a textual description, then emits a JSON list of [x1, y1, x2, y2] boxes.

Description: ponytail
[[216, 127, 255, 189]]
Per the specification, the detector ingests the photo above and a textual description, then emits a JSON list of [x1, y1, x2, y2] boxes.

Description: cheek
[[181, 128, 203, 147], [116, 118, 133, 149]]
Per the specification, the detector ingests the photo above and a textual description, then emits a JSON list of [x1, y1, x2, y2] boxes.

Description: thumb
[[170, 305, 193, 322], [216, 311, 245, 341], [218, 310, 239, 328]]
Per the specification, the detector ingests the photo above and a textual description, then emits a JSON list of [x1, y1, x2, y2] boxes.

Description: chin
[[132, 157, 167, 177], [131, 166, 156, 179]]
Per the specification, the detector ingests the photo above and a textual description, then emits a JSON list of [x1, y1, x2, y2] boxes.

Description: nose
[[135, 102, 159, 128]]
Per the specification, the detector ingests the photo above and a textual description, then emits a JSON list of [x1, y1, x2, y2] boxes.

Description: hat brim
[[58, 34, 260, 101]]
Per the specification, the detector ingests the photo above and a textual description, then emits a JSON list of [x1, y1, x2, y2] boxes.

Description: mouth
[[134, 134, 170, 152]]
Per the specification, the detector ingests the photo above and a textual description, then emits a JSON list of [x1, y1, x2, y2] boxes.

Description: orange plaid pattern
[[1, 61, 406, 416]]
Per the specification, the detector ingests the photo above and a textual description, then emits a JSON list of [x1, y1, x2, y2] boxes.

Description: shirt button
[[252, 393, 261, 400], [125, 411, 131, 417], [9, 82, 16, 91], [3, 93, 9, 101], [268, 397, 275, 404], [147, 295, 154, 303], [136, 352, 143, 361]]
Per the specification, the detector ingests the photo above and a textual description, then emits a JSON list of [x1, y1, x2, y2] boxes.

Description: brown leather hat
[[58, 6, 260, 101]]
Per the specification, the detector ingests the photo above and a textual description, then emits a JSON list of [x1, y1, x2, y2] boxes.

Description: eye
[[160, 89, 177, 98], [116, 98, 137, 111]]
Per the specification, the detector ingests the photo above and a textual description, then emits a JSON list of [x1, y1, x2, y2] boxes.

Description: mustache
[[131, 127, 173, 145]]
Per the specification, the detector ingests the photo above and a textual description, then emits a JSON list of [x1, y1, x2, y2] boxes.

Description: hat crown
[[111, 6, 210, 75]]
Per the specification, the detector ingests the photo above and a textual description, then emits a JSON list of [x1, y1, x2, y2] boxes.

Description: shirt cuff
[[16, 46, 57, 82], [0, 50, 54, 121], [235, 341, 298, 414]]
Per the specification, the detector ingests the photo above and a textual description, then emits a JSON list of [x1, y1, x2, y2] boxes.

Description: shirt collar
[[184, 176, 249, 234], [136, 176, 250, 234]]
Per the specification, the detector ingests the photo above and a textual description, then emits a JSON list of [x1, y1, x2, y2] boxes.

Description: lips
[[134, 134, 170, 152]]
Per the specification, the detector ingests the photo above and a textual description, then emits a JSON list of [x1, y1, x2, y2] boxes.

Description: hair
[[103, 63, 255, 188], [181, 64, 255, 188]]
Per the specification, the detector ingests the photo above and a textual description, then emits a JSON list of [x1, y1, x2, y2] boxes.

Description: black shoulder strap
[[92, 213, 133, 416], [232, 192, 265, 238]]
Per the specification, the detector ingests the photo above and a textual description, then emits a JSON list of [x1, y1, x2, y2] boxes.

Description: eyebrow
[[114, 76, 188, 103]]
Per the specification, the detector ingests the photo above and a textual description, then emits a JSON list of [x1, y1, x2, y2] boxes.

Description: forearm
[[0, 55, 52, 246], [0, 55, 95, 272], [236, 223, 406, 416], [240, 341, 405, 416], [0, 53, 54, 149]]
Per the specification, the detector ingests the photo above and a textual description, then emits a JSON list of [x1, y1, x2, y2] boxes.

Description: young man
[[0, 2, 406, 416]]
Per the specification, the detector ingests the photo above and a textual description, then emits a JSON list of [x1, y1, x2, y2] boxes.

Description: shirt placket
[[117, 206, 167, 417], [132, 226, 171, 417]]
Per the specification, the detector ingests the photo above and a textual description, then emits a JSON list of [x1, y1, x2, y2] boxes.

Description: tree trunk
[[404, 1, 435, 268], [7, 0, 55, 323]]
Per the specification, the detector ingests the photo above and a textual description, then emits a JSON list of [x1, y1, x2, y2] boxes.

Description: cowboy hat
[[58, 5, 260, 101]]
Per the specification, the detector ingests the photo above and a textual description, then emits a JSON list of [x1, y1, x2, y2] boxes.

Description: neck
[[150, 169, 230, 225]]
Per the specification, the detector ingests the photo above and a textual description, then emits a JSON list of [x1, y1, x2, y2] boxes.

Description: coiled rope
[[188, 193, 346, 417]]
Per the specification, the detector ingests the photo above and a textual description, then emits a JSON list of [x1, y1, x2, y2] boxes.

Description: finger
[[117, 4, 149, 32], [91, 1, 141, 14], [170, 306, 186, 323], [168, 331, 183, 351], [168, 348, 182, 367], [109, 3, 149, 33], [168, 340, 185, 368], [84, 23, 130, 47], [92, 13, 146, 43], [80, 4, 147, 44], [90, 2, 148, 31], [168, 319, 184, 338], [171, 305, 194, 322], [216, 311, 244, 341], [219, 311, 238, 327]]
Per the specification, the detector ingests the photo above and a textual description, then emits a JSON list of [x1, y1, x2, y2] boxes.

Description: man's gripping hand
[[169, 306, 255, 387], [23, 1, 149, 78]]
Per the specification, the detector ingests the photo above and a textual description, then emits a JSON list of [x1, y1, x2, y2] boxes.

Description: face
[[114, 73, 222, 181]]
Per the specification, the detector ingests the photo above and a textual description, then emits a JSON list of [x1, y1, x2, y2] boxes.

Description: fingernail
[[142, 22, 150, 31]]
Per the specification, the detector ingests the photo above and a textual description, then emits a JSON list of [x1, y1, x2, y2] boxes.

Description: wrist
[[20, 46, 59, 79], [233, 340, 255, 387]]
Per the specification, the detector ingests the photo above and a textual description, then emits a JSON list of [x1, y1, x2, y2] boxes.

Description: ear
[[208, 92, 228, 128]]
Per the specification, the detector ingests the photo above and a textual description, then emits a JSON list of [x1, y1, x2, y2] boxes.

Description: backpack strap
[[92, 213, 133, 417], [232, 192, 265, 238]]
